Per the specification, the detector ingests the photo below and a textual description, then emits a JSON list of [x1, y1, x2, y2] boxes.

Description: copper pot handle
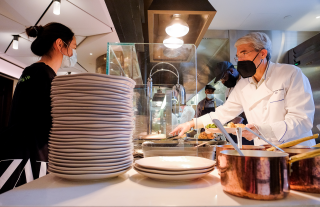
[[288, 148, 320, 164], [312, 143, 320, 148], [267, 134, 319, 151]]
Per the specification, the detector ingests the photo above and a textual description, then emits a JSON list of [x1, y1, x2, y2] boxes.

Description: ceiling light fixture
[[12, 35, 20, 50], [163, 37, 184, 49], [165, 14, 189, 37], [316, 16, 320, 19], [53, 0, 61, 15], [90, 53, 92, 55]]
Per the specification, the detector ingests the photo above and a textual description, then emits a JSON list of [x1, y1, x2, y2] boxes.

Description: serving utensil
[[266, 134, 319, 151], [235, 127, 242, 149]]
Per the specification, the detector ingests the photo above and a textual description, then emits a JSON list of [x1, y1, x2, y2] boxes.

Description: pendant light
[[165, 14, 189, 37], [12, 35, 20, 50], [163, 37, 184, 49], [53, 0, 61, 15]]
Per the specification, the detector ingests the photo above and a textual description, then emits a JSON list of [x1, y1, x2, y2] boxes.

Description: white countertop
[[0, 169, 320, 206]]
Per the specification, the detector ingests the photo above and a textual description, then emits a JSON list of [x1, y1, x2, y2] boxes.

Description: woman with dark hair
[[0, 22, 76, 193]]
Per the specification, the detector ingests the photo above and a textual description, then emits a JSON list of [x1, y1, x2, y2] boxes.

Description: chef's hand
[[233, 124, 259, 141], [170, 120, 195, 137]]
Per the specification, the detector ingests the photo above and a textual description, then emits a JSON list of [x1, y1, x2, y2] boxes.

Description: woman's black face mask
[[237, 50, 262, 78]]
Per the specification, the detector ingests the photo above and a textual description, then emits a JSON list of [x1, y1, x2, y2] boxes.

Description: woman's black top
[[0, 62, 56, 161]]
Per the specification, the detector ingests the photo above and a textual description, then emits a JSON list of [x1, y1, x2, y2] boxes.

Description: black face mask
[[237, 51, 262, 78], [223, 71, 239, 88]]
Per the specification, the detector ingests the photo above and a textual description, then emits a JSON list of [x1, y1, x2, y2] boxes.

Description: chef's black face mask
[[223, 70, 239, 88], [237, 50, 263, 78]]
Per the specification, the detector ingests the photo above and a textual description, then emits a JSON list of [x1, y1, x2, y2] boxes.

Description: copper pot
[[283, 148, 320, 193], [218, 149, 320, 200], [216, 145, 264, 167]]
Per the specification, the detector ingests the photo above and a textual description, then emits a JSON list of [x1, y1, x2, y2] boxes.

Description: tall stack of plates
[[48, 73, 136, 180], [134, 156, 216, 181]]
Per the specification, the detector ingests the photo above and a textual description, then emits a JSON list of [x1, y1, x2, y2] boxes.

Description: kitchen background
[[0, 0, 319, 141]]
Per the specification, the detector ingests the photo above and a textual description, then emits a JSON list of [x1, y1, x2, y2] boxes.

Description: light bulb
[[13, 40, 18, 50], [165, 14, 189, 37], [53, 0, 61, 15], [163, 37, 184, 49]]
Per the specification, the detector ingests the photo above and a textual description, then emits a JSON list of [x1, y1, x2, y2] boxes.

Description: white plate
[[205, 127, 246, 134], [53, 75, 135, 88], [52, 124, 134, 129], [49, 152, 132, 160], [135, 156, 216, 171], [51, 110, 133, 116], [51, 89, 132, 96], [50, 130, 132, 135], [49, 146, 132, 153], [49, 157, 132, 166], [51, 104, 132, 110], [49, 163, 132, 174], [52, 100, 133, 107], [53, 73, 135, 86], [52, 107, 132, 113], [134, 167, 212, 181], [49, 166, 132, 180], [51, 113, 132, 119], [51, 127, 133, 131], [134, 164, 215, 175], [51, 87, 132, 95], [51, 91, 133, 98], [52, 84, 133, 93], [52, 79, 134, 88], [50, 134, 132, 139], [49, 137, 131, 143], [52, 120, 134, 126], [49, 139, 131, 145], [51, 93, 132, 100], [49, 143, 132, 149], [49, 162, 132, 171], [49, 150, 132, 158]]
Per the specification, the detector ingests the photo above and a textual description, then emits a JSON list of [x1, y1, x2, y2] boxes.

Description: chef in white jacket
[[171, 32, 316, 147]]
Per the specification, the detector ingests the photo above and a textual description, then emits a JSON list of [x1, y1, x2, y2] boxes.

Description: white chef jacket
[[194, 62, 316, 147]]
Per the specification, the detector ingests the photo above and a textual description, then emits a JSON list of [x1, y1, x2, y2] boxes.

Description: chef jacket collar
[[248, 61, 272, 84]]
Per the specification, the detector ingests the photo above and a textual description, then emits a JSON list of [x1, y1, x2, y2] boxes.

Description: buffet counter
[[1, 169, 320, 206]]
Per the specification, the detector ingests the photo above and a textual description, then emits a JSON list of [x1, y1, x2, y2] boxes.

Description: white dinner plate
[[50, 130, 132, 135], [134, 164, 215, 175], [51, 87, 131, 95], [49, 146, 132, 153], [49, 156, 132, 166], [49, 137, 131, 143], [49, 162, 132, 171], [52, 120, 134, 126], [135, 156, 216, 171], [49, 152, 133, 160], [49, 143, 132, 149], [51, 92, 131, 100], [51, 89, 133, 96], [51, 107, 132, 113], [52, 80, 134, 87], [51, 127, 132, 131], [49, 167, 132, 180], [52, 123, 134, 129], [50, 134, 132, 139], [205, 127, 246, 134], [49, 163, 131, 174], [53, 73, 136, 87], [51, 91, 133, 98], [51, 113, 133, 119], [51, 103, 131, 110], [134, 167, 211, 181], [49, 149, 132, 158], [52, 100, 133, 107], [52, 83, 133, 92], [49, 139, 131, 145]]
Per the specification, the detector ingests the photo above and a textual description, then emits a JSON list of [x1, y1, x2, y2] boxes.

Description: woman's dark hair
[[26, 22, 74, 56]]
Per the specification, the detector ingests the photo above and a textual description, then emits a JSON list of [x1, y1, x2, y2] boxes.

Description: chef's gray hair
[[235, 32, 272, 61]]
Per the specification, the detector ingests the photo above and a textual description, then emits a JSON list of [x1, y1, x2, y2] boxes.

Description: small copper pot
[[219, 149, 320, 200], [216, 145, 264, 167], [283, 148, 320, 193]]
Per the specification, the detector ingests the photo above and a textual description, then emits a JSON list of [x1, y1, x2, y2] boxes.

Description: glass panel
[[106, 43, 217, 160]]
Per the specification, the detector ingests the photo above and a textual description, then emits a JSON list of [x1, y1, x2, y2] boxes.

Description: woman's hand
[[233, 123, 259, 141], [170, 120, 195, 137]]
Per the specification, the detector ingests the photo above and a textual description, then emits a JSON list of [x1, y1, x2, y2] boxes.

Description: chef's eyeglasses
[[234, 50, 255, 62]]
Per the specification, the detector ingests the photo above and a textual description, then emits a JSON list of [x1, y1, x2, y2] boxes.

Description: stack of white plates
[[134, 156, 215, 181], [48, 73, 136, 180]]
